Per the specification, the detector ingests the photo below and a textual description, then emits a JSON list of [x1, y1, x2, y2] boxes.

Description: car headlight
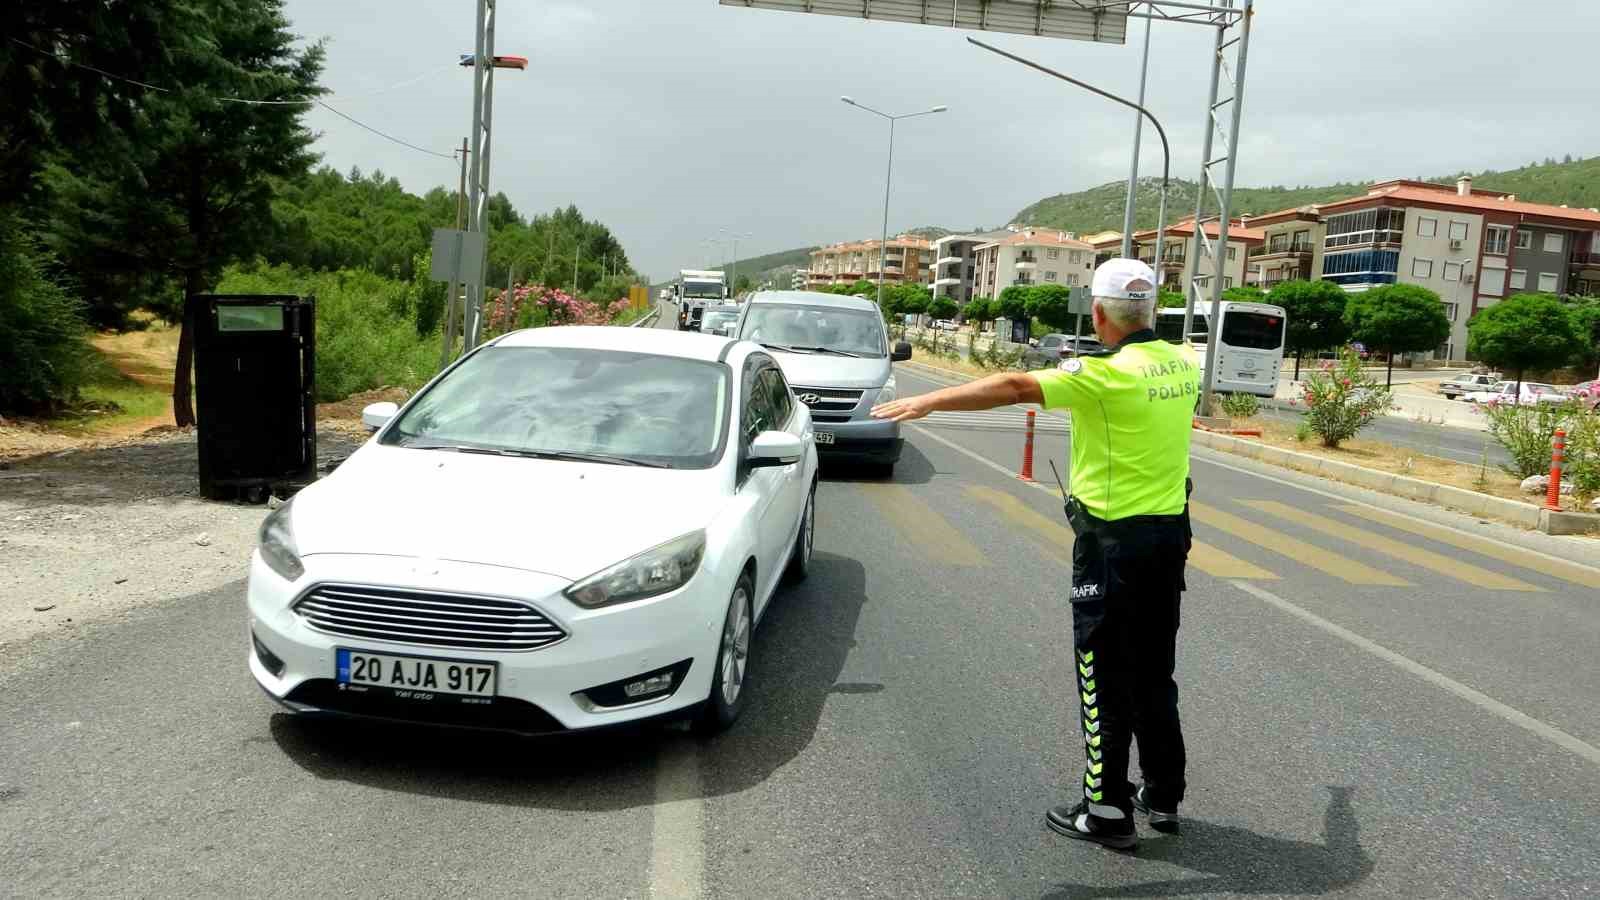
[[876, 375, 897, 405], [564, 531, 706, 609], [258, 501, 304, 582]]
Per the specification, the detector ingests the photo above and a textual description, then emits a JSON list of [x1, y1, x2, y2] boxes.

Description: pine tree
[[46, 0, 325, 425]]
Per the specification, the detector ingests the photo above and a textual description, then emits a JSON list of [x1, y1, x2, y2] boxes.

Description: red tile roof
[[1134, 218, 1265, 244], [1319, 181, 1600, 227]]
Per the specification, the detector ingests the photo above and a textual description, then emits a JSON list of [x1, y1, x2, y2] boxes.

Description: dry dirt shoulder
[[0, 427, 363, 648]]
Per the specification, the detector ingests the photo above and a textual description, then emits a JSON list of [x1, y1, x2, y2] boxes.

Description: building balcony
[[1571, 251, 1600, 268], [1014, 259, 1037, 270], [1253, 245, 1314, 261], [936, 255, 963, 266], [933, 276, 963, 287]]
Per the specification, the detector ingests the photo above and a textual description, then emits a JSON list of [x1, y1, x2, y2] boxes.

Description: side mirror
[[890, 341, 913, 362], [362, 401, 399, 432], [748, 430, 803, 468]]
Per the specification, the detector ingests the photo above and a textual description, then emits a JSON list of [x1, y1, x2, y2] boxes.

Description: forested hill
[[1013, 155, 1600, 232]]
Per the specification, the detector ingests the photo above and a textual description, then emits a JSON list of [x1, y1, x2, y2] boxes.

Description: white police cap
[[1091, 258, 1158, 301]]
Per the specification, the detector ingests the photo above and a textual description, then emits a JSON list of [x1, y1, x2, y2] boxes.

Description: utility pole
[[441, 137, 470, 370], [1120, 15, 1153, 260], [573, 242, 581, 297]]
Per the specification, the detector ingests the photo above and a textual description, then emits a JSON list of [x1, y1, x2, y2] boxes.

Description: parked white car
[[247, 326, 819, 736], [1463, 380, 1568, 406], [1438, 372, 1499, 400]]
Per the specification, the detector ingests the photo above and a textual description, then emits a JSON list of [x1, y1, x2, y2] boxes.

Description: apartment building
[[1131, 218, 1265, 293], [806, 236, 934, 290], [1315, 177, 1600, 359], [971, 229, 1095, 299], [1243, 206, 1324, 290], [1081, 230, 1125, 267], [930, 229, 1017, 304]]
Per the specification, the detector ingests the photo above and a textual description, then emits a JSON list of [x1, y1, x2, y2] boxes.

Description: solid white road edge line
[[908, 423, 1600, 768], [651, 738, 705, 899], [1230, 580, 1600, 767]]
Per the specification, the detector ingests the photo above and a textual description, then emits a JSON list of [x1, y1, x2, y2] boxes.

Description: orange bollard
[[1546, 429, 1566, 511], [1019, 410, 1037, 483]]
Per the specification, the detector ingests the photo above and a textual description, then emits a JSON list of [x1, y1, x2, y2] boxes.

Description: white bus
[[1155, 301, 1286, 398]]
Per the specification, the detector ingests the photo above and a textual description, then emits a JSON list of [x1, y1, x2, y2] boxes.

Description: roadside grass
[[46, 324, 178, 437]]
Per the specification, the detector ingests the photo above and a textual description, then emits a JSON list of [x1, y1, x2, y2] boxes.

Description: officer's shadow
[[1043, 787, 1375, 899]]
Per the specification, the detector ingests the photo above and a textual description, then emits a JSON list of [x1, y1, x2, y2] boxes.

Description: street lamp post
[[722, 229, 752, 298], [839, 97, 947, 308]]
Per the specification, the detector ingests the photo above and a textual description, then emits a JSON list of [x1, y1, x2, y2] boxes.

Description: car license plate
[[814, 431, 835, 445], [336, 648, 497, 698]]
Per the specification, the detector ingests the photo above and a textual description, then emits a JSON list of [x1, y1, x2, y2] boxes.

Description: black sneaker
[[1046, 801, 1136, 850], [1132, 785, 1180, 834]]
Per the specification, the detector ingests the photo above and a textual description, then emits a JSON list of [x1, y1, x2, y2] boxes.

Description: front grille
[[793, 386, 866, 414], [293, 584, 567, 651]]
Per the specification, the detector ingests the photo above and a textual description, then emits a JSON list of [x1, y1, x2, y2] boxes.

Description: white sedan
[[247, 326, 819, 736], [1463, 381, 1568, 406]]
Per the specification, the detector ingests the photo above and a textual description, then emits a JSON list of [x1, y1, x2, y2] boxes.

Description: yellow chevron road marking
[[1189, 502, 1410, 586], [1244, 501, 1541, 592], [860, 483, 987, 567], [963, 484, 1277, 579], [1334, 504, 1600, 591]]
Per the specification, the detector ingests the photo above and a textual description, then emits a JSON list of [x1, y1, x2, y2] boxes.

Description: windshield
[[382, 346, 729, 468], [704, 311, 738, 326], [682, 281, 725, 299], [738, 304, 887, 357], [1219, 311, 1284, 351]]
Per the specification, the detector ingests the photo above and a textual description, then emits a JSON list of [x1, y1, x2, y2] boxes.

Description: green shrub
[[1298, 347, 1393, 447], [216, 264, 439, 402], [1220, 392, 1260, 419], [0, 228, 92, 415], [1478, 398, 1584, 479], [1563, 411, 1600, 503]]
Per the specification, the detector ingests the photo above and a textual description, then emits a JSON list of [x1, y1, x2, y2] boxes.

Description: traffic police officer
[[871, 258, 1199, 851]]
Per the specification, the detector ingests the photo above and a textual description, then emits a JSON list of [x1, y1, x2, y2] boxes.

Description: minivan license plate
[[336, 648, 497, 697], [814, 431, 835, 445]]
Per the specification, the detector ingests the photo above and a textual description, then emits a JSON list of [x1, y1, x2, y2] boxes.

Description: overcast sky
[[285, 0, 1600, 280]]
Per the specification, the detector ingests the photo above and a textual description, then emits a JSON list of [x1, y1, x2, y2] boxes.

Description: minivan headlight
[[876, 375, 897, 405], [258, 501, 304, 581], [564, 531, 706, 609]]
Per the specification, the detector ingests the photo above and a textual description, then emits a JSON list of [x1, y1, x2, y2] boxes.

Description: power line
[[314, 101, 456, 161], [7, 37, 457, 161]]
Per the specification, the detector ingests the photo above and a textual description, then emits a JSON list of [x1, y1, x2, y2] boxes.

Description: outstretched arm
[[871, 372, 1044, 422]]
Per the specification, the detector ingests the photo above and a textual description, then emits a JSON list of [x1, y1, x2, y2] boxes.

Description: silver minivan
[[736, 291, 912, 475]]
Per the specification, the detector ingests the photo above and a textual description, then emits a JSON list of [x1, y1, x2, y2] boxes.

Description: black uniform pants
[[1068, 513, 1189, 812]]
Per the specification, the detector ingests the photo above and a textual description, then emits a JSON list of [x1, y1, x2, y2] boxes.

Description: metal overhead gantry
[[720, 0, 1257, 414]]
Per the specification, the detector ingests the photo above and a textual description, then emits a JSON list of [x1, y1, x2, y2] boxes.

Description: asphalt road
[[5, 367, 1600, 898]]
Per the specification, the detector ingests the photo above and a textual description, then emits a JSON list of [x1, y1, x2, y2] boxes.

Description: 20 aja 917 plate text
[[336, 648, 497, 698]]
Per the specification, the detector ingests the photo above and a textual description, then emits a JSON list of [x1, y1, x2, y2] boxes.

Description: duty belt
[[1063, 478, 1194, 538]]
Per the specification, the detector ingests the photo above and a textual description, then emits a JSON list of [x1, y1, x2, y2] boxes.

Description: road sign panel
[[429, 228, 486, 284], [719, 0, 1129, 45]]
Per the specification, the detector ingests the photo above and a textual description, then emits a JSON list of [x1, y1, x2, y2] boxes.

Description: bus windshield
[[1220, 310, 1285, 351]]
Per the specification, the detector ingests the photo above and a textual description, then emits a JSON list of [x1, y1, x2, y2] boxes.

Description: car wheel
[[695, 574, 753, 735], [786, 483, 816, 582]]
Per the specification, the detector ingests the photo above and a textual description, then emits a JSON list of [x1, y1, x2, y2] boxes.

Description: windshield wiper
[[789, 345, 865, 358], [759, 342, 808, 353], [518, 449, 671, 468]]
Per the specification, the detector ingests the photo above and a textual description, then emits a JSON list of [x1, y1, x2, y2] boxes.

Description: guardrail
[[629, 304, 663, 328]]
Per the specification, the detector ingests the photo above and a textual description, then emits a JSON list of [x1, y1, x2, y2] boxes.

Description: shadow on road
[[1042, 787, 1374, 899], [269, 551, 870, 811], [819, 440, 941, 485]]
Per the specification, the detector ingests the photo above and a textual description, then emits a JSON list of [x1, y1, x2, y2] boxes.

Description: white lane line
[[909, 423, 1600, 769], [651, 738, 705, 899], [1231, 581, 1600, 767]]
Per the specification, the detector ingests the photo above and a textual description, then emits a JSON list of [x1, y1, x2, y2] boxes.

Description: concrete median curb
[[1188, 428, 1563, 530]]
